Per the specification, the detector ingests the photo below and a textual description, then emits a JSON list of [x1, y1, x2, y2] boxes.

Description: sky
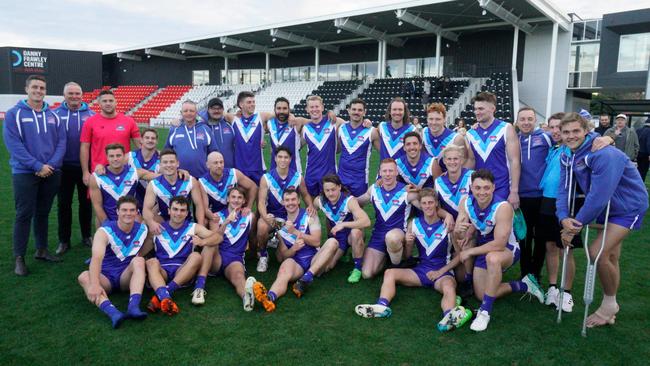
[[0, 0, 646, 52]]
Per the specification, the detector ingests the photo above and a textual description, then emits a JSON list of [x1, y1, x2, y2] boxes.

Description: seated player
[[146, 196, 222, 315], [192, 187, 257, 309], [199, 151, 257, 216], [143, 149, 206, 235], [252, 189, 338, 312], [455, 169, 545, 332], [434, 145, 475, 296], [77, 196, 148, 329], [255, 147, 313, 273], [355, 189, 472, 332], [313, 174, 371, 283], [89, 143, 158, 225], [356, 158, 420, 279], [396, 132, 441, 191]]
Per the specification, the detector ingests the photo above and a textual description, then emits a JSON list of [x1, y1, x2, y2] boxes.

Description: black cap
[[208, 98, 223, 109]]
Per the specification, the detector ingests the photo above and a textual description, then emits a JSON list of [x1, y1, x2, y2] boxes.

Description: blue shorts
[[290, 255, 313, 273], [597, 212, 644, 230], [474, 244, 520, 271], [493, 185, 510, 202], [343, 182, 368, 198], [411, 261, 453, 288], [101, 261, 130, 292], [305, 179, 321, 197], [241, 170, 264, 186], [160, 258, 185, 280], [209, 251, 245, 276], [330, 229, 351, 252], [367, 227, 404, 253]]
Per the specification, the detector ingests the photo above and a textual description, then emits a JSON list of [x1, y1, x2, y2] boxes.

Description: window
[[365, 62, 378, 78], [192, 70, 209, 85], [405, 59, 417, 77], [617, 32, 650, 72], [387, 60, 403, 78], [570, 43, 599, 72], [339, 64, 352, 80]]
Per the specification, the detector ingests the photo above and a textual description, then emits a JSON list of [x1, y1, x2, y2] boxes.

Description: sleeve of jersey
[[555, 160, 570, 223], [2, 109, 43, 172], [164, 128, 174, 150], [47, 113, 67, 168], [575, 150, 626, 225]]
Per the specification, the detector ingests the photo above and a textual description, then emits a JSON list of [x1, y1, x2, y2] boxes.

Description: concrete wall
[[518, 24, 571, 120]]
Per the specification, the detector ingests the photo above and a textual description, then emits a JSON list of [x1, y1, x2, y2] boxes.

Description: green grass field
[[0, 127, 648, 366]]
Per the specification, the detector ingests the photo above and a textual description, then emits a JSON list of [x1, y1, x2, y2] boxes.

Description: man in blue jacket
[[557, 112, 648, 328], [54, 82, 94, 255], [3, 75, 67, 276]]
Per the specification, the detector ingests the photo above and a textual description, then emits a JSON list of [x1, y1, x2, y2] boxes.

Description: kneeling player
[[455, 169, 545, 332], [314, 174, 371, 283], [192, 187, 257, 310], [146, 196, 222, 315], [355, 189, 471, 332], [77, 196, 148, 329], [253, 189, 338, 312]]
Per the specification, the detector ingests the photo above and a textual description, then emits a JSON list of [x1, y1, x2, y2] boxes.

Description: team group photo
[[1, 0, 649, 365]]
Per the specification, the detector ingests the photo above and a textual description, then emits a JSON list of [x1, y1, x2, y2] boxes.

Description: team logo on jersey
[[47, 116, 56, 124], [486, 220, 494, 226], [179, 190, 187, 195], [175, 134, 185, 138], [489, 135, 497, 141], [196, 132, 205, 140]]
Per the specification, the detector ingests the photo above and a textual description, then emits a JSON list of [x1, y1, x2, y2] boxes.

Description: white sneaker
[[243, 276, 256, 312], [558, 292, 574, 313], [256, 256, 269, 273], [470, 310, 491, 332], [191, 288, 206, 305], [354, 304, 392, 318], [522, 274, 545, 304], [545, 286, 559, 306]]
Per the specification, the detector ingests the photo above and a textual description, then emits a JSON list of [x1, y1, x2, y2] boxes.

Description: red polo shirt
[[80, 113, 140, 171]]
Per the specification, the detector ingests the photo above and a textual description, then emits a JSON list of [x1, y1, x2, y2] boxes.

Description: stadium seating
[[88, 85, 157, 114], [254, 81, 322, 114], [82, 86, 110, 104], [293, 80, 362, 117], [343, 77, 468, 125], [460, 72, 513, 124], [130, 85, 192, 123]]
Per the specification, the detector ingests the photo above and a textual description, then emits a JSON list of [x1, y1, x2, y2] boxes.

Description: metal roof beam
[[269, 28, 340, 53], [179, 43, 236, 59], [116, 52, 142, 61], [145, 48, 186, 60], [334, 17, 405, 47], [395, 9, 459, 42], [219, 36, 288, 57], [478, 0, 536, 34]]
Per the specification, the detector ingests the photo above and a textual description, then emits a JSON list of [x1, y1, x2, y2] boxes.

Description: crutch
[[557, 176, 577, 324], [581, 201, 611, 337]]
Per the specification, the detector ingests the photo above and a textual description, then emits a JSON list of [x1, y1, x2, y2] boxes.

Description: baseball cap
[[615, 113, 627, 120], [208, 98, 224, 109]]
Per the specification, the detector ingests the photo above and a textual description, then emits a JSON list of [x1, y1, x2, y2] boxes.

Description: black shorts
[[538, 197, 583, 249]]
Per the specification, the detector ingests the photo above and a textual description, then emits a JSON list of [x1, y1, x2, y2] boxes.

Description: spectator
[[605, 114, 639, 161], [595, 114, 611, 136], [636, 117, 650, 181]]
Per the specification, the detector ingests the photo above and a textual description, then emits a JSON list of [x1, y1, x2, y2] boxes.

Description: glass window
[[570, 44, 599, 72], [228, 70, 239, 85], [318, 65, 327, 80], [327, 65, 338, 81], [584, 21, 598, 40], [220, 69, 226, 84], [339, 64, 352, 80], [283, 68, 291, 82], [387, 60, 403, 78], [404, 59, 417, 77], [617, 32, 650, 72], [572, 22, 584, 42], [250, 70, 261, 85], [365, 62, 378, 78], [308, 66, 315, 81], [568, 72, 579, 88]]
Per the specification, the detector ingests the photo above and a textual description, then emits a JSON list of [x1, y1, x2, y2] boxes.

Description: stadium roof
[[105, 0, 569, 60]]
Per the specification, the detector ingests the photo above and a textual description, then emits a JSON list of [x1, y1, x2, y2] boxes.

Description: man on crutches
[[556, 112, 648, 333]]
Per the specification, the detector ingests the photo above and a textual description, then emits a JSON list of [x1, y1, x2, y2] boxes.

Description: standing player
[[454, 169, 545, 332], [192, 187, 257, 309], [396, 132, 441, 190], [80, 90, 141, 186], [355, 189, 472, 332], [55, 81, 94, 255], [201, 98, 235, 169], [77, 196, 148, 329], [252, 189, 338, 312], [142, 149, 206, 235], [199, 151, 257, 217], [146, 196, 222, 315], [556, 113, 648, 328], [128, 128, 160, 208], [372, 98, 417, 161], [267, 97, 302, 174], [516, 107, 553, 281], [255, 147, 313, 272], [421, 103, 467, 172], [4, 75, 67, 275], [337, 98, 375, 197], [165, 100, 217, 178], [465, 92, 520, 207], [313, 174, 371, 283], [302, 95, 338, 196], [356, 159, 419, 279]]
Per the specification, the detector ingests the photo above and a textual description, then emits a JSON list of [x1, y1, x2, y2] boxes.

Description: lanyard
[[184, 124, 198, 150]]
